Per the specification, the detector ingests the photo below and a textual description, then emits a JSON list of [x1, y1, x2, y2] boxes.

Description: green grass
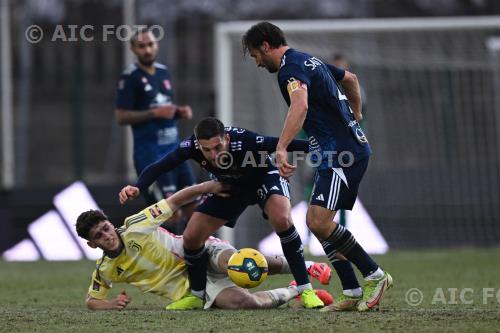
[[1, 249, 499, 332]]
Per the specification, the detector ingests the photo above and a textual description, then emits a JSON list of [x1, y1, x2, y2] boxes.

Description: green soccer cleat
[[357, 272, 393, 312], [300, 289, 324, 309], [165, 293, 203, 310], [320, 293, 362, 312]]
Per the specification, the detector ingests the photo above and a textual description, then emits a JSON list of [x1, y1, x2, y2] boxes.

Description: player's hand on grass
[[112, 290, 131, 309], [152, 105, 177, 119], [203, 180, 230, 197], [176, 105, 193, 120], [276, 149, 296, 178], [119, 185, 140, 204]]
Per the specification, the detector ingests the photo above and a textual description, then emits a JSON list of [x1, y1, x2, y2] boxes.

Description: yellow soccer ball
[[227, 248, 268, 288]]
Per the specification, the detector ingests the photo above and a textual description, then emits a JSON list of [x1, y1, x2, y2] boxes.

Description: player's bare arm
[[166, 181, 229, 211], [86, 290, 131, 310], [276, 82, 308, 178], [339, 71, 362, 122], [114, 105, 178, 125]]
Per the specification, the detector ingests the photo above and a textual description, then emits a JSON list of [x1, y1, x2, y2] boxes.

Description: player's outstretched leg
[[214, 285, 299, 309], [265, 195, 324, 309], [265, 255, 332, 285]]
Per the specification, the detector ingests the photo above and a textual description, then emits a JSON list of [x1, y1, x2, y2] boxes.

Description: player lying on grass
[[76, 180, 331, 310]]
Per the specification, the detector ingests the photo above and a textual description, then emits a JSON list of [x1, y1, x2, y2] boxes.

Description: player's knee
[[306, 218, 324, 234], [182, 232, 204, 249], [268, 212, 291, 233]]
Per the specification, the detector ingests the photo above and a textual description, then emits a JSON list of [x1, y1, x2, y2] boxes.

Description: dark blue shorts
[[309, 157, 369, 211], [195, 171, 290, 228]]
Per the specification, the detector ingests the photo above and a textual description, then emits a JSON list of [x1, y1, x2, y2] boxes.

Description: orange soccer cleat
[[307, 262, 332, 285]]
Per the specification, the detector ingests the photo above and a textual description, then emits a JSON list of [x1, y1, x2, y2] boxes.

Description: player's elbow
[[85, 296, 101, 310], [343, 71, 359, 87], [114, 109, 127, 125]]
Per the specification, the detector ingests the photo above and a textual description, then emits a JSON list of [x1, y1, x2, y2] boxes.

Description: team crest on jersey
[[355, 127, 368, 143], [127, 240, 142, 252], [180, 139, 191, 148], [163, 80, 172, 90], [149, 204, 163, 218]]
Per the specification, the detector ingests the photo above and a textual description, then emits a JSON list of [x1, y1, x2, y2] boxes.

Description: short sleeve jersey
[[115, 63, 179, 148], [277, 49, 372, 169]]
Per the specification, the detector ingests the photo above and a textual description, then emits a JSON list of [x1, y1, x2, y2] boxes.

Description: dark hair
[[76, 210, 109, 240], [194, 117, 225, 140], [242, 21, 287, 55], [130, 26, 155, 46]]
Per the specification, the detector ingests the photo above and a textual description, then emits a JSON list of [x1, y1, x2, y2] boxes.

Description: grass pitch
[[1, 248, 499, 333]]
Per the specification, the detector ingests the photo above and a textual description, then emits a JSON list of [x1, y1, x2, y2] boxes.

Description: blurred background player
[[242, 22, 392, 312], [77, 181, 330, 310], [114, 27, 196, 234]]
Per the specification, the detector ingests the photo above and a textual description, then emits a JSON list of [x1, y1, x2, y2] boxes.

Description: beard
[[138, 54, 156, 67]]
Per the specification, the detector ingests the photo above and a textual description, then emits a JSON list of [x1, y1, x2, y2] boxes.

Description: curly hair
[[76, 210, 109, 240]]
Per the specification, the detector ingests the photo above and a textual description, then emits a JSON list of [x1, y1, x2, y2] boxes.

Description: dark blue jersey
[[134, 127, 309, 194], [277, 49, 371, 169], [115, 63, 179, 149]]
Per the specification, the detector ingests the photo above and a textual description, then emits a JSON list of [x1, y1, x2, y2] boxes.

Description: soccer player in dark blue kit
[[115, 27, 196, 231], [242, 22, 392, 312], [119, 117, 328, 310]]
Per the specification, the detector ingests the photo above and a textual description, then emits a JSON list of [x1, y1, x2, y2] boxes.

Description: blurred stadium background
[[1, 0, 499, 260]]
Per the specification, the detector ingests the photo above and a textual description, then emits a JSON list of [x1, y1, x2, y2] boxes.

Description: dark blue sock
[[321, 241, 360, 290], [277, 225, 310, 286], [184, 245, 209, 292], [326, 224, 378, 277]]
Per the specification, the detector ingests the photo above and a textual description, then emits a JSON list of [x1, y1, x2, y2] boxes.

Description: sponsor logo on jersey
[[180, 140, 191, 148], [304, 57, 323, 71], [149, 204, 163, 218]]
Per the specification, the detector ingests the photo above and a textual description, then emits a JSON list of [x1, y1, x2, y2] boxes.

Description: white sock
[[305, 260, 314, 270], [365, 267, 384, 280], [264, 286, 299, 307], [297, 283, 313, 293], [278, 256, 291, 274], [191, 289, 205, 299], [343, 288, 363, 297]]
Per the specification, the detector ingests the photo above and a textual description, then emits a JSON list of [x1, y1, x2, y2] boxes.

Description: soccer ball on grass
[[227, 248, 268, 288]]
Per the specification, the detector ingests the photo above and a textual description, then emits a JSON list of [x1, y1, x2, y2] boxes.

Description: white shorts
[[204, 239, 238, 309]]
